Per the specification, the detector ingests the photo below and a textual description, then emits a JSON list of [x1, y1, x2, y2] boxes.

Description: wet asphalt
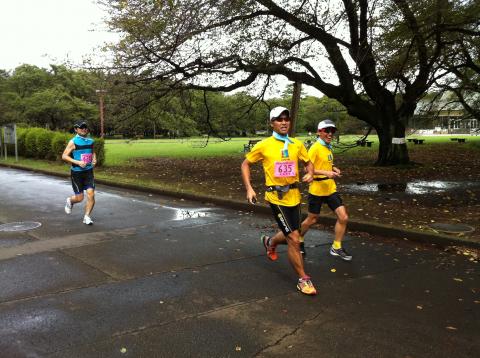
[[0, 167, 478, 358]]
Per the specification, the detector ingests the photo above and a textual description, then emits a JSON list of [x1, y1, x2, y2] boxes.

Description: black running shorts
[[71, 169, 95, 194], [269, 203, 301, 236], [308, 192, 343, 214]]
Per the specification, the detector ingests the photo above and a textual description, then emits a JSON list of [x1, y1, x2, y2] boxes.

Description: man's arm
[[241, 159, 257, 204], [302, 161, 314, 183], [62, 140, 86, 168], [313, 167, 341, 178]]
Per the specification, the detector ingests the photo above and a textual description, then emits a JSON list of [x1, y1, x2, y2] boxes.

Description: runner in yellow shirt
[[300, 119, 352, 261], [241, 106, 317, 295]]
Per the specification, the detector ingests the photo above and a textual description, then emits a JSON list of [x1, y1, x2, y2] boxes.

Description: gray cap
[[318, 119, 336, 130]]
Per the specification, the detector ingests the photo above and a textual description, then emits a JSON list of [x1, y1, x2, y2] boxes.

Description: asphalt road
[[0, 167, 478, 358]]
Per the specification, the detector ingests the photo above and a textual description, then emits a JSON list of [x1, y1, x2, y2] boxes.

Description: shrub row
[[11, 127, 105, 166]]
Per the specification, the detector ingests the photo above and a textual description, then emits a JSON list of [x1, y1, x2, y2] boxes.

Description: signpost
[[3, 124, 18, 161], [96, 89, 108, 137]]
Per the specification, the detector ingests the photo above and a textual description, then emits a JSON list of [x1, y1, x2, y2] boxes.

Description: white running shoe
[[64, 197, 73, 214], [83, 215, 94, 225]]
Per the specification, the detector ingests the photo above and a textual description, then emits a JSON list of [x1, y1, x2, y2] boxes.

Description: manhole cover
[[0, 221, 42, 232], [429, 223, 475, 234]]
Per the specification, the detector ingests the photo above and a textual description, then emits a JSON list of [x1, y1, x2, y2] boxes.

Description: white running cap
[[269, 106, 290, 121], [318, 119, 336, 130]]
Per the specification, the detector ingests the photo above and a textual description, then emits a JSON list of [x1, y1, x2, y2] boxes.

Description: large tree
[[102, 0, 478, 165]]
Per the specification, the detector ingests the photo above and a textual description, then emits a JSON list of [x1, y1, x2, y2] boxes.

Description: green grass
[[104, 135, 480, 165], [104, 137, 255, 165], [2, 135, 479, 169], [1, 157, 69, 173]]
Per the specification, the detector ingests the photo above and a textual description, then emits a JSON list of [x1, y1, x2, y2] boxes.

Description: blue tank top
[[70, 134, 95, 172]]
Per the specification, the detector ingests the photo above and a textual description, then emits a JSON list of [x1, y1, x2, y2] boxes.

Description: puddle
[[0, 221, 42, 232], [173, 209, 208, 220], [342, 181, 480, 195]]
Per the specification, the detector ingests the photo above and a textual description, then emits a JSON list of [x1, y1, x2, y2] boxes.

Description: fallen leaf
[[445, 326, 457, 331], [235, 346, 242, 351], [416, 305, 423, 310], [330, 268, 337, 273], [120, 347, 127, 354], [453, 278, 463, 282]]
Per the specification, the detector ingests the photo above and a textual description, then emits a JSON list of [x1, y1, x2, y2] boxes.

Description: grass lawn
[[103, 134, 480, 166]]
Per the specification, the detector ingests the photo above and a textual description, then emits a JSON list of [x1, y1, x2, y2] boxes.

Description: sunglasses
[[273, 117, 291, 122], [321, 127, 336, 134]]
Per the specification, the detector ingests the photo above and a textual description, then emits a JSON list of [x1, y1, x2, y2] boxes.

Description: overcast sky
[[0, 0, 116, 71], [0, 0, 322, 97]]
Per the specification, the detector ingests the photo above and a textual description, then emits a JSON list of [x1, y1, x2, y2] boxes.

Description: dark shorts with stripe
[[269, 203, 301, 236], [71, 169, 95, 194], [308, 192, 343, 214]]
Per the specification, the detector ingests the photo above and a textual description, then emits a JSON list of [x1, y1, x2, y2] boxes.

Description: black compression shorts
[[269, 203, 301, 236], [71, 169, 95, 194], [308, 192, 343, 214]]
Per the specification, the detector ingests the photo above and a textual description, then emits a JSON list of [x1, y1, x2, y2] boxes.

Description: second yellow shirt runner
[[246, 136, 309, 206], [308, 141, 337, 196]]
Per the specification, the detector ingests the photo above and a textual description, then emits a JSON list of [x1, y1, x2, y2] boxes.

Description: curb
[[2, 162, 478, 249]]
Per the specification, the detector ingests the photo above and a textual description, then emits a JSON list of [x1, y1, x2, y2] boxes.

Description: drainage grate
[[0, 221, 42, 232], [429, 223, 475, 234]]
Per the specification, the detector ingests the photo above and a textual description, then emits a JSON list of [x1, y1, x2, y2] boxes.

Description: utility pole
[[95, 89, 108, 137], [289, 82, 302, 137]]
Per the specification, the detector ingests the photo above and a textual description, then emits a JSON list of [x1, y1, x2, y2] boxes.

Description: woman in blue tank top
[[61, 120, 97, 225]]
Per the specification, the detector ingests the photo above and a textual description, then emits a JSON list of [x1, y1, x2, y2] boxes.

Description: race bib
[[81, 153, 93, 164], [274, 160, 296, 177]]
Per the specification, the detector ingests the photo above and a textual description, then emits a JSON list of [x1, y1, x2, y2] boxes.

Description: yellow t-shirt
[[308, 141, 337, 196], [246, 136, 309, 206]]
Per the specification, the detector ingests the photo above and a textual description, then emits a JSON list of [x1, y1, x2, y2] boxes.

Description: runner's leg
[[285, 230, 306, 277], [300, 212, 319, 238], [85, 188, 95, 216], [333, 205, 348, 245]]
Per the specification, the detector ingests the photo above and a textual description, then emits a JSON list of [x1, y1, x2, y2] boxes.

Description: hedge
[[10, 127, 105, 166], [36, 129, 55, 159], [51, 132, 70, 161]]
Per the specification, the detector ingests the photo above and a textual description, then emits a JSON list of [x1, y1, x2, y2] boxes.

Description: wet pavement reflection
[[342, 180, 480, 195]]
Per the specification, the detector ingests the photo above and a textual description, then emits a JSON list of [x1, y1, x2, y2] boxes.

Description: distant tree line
[[0, 64, 364, 138]]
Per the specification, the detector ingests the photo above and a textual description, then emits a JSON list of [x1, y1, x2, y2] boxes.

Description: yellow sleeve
[[308, 143, 318, 163], [298, 141, 309, 162], [245, 141, 264, 163]]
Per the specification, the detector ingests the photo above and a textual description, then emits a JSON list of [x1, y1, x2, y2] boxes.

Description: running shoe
[[261, 235, 278, 261], [329, 246, 352, 261], [83, 215, 94, 225], [299, 241, 306, 257], [297, 277, 317, 295], [64, 197, 72, 214]]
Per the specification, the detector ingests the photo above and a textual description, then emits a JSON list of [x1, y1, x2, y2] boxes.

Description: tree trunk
[[289, 82, 301, 137], [375, 118, 410, 166]]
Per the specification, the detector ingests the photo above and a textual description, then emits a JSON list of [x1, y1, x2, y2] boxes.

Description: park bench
[[356, 139, 374, 147], [407, 138, 415, 142], [413, 139, 425, 144], [450, 138, 458, 141], [457, 138, 466, 143], [243, 139, 261, 152]]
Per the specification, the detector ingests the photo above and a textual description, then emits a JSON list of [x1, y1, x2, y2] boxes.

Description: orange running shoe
[[261, 235, 278, 261], [297, 277, 317, 295]]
